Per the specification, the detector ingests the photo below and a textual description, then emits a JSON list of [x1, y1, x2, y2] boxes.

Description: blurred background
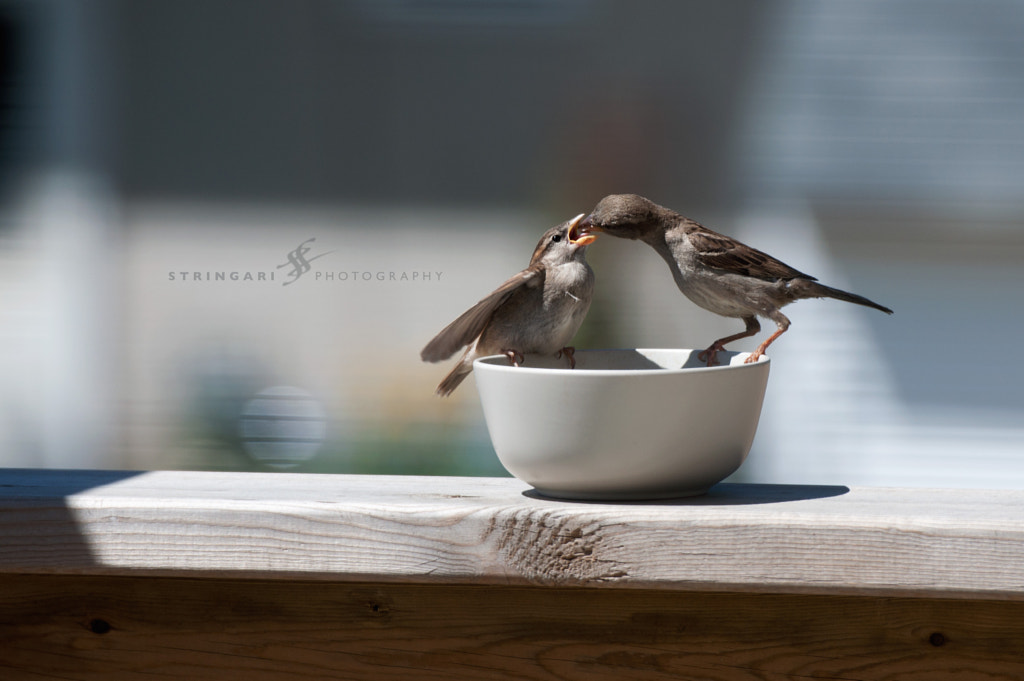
[[2, 0, 1023, 488]]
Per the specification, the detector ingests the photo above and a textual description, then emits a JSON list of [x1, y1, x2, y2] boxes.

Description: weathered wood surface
[[2, 469, 1024, 599], [3, 470, 1024, 680], [3, 574, 1024, 681]]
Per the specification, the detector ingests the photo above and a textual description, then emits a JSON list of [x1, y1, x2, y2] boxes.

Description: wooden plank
[[2, 574, 1024, 681], [2, 469, 1024, 599]]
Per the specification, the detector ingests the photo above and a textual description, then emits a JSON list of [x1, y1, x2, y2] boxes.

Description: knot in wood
[[490, 511, 628, 585], [88, 618, 112, 635]]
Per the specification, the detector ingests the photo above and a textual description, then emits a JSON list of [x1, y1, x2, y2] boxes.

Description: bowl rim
[[473, 347, 770, 376]]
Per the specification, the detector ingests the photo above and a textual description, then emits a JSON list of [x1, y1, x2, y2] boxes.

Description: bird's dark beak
[[576, 214, 603, 237], [568, 213, 598, 246]]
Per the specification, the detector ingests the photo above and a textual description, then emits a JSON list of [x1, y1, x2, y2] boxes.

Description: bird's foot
[[698, 343, 724, 367], [556, 346, 576, 369], [745, 330, 782, 364], [503, 349, 524, 367]]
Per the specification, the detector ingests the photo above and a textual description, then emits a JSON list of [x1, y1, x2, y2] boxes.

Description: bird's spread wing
[[420, 266, 545, 362], [685, 222, 816, 282]]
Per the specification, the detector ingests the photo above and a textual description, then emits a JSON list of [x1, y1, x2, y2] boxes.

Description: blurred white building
[[728, 1, 1024, 487]]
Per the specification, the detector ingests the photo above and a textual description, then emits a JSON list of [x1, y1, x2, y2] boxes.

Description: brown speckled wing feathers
[[420, 267, 545, 362], [684, 221, 816, 282]]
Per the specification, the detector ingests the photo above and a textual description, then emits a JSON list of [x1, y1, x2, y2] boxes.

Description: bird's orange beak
[[568, 213, 598, 246]]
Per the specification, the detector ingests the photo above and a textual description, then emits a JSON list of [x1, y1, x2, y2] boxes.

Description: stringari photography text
[[167, 238, 443, 286]]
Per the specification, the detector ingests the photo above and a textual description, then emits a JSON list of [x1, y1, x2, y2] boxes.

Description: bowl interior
[[475, 348, 764, 372]]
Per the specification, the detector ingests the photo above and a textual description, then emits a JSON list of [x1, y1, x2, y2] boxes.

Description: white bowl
[[473, 349, 770, 500]]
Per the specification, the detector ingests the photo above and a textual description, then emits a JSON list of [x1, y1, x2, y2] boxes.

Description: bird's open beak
[[568, 213, 598, 246]]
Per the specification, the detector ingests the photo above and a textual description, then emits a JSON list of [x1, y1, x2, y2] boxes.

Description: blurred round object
[[239, 386, 326, 469]]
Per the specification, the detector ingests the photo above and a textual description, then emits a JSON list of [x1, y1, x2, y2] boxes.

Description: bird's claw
[[556, 346, 576, 369], [503, 349, 524, 367], [698, 343, 724, 367], [744, 351, 763, 364]]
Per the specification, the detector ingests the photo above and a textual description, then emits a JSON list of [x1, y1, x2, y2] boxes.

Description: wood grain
[[2, 574, 1024, 681], [2, 470, 1024, 599]]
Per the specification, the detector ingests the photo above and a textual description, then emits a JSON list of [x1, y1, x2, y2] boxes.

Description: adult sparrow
[[578, 194, 893, 365], [421, 214, 598, 396]]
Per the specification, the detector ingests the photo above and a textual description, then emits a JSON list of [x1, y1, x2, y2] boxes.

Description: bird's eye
[[551, 234, 563, 243]]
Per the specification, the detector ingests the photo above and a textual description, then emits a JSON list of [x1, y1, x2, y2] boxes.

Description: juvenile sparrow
[[578, 194, 893, 365], [421, 214, 598, 396]]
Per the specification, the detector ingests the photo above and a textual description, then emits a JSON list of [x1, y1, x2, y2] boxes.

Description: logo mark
[[278, 238, 333, 286]]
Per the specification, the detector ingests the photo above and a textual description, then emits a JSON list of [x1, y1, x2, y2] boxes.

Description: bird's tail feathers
[[436, 362, 472, 397], [803, 281, 893, 315]]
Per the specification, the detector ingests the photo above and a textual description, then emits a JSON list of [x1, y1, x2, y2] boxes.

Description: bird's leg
[[556, 346, 576, 369], [745, 313, 790, 364], [698, 317, 760, 366], [503, 349, 524, 367]]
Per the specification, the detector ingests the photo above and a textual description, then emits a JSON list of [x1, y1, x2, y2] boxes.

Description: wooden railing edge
[[2, 468, 1023, 600]]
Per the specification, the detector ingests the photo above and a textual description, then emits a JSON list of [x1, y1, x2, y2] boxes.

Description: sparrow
[[578, 194, 893, 365], [421, 214, 598, 396]]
